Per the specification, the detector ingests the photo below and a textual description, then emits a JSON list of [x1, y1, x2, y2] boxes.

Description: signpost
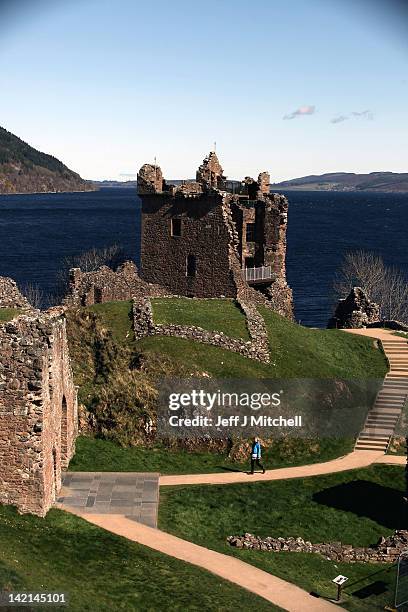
[[395, 551, 408, 610], [332, 575, 348, 602]]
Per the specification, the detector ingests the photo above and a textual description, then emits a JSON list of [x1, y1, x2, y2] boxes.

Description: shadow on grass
[[313, 480, 405, 529]]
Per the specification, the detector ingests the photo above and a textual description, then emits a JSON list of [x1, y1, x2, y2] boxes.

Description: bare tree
[[21, 282, 48, 310], [379, 266, 408, 322], [53, 245, 129, 304], [67, 245, 127, 273], [334, 250, 385, 299], [335, 250, 408, 323]]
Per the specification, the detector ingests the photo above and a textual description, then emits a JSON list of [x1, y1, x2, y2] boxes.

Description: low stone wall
[[132, 296, 271, 363], [228, 531, 408, 564], [0, 276, 31, 309], [235, 297, 270, 362]]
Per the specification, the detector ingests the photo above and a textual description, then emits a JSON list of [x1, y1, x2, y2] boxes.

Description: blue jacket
[[251, 441, 261, 458]]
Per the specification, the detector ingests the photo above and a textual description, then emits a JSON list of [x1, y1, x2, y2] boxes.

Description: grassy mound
[[80, 299, 387, 380], [66, 299, 387, 463], [0, 506, 277, 611], [159, 465, 404, 611], [0, 308, 22, 323], [151, 297, 250, 340], [138, 307, 387, 378]]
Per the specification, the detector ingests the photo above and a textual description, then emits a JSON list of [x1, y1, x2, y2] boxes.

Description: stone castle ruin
[[0, 151, 292, 517], [0, 283, 78, 516], [138, 152, 293, 317]]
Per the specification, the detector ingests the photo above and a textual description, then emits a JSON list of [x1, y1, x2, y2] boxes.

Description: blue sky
[[0, 0, 407, 181]]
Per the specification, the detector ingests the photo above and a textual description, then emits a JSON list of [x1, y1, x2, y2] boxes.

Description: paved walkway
[[58, 472, 159, 527], [64, 508, 337, 611]]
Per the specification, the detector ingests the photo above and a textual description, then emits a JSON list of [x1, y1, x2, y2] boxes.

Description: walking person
[[250, 436, 265, 474]]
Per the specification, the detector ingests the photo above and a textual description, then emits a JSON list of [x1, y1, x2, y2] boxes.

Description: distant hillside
[[0, 126, 95, 195], [94, 180, 137, 188], [271, 172, 408, 193]]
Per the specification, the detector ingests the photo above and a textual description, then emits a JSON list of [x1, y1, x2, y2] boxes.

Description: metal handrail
[[242, 265, 272, 282]]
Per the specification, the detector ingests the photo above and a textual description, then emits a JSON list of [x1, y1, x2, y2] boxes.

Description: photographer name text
[[168, 414, 302, 428]]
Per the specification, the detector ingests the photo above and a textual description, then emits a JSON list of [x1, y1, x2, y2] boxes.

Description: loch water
[[0, 188, 406, 327]]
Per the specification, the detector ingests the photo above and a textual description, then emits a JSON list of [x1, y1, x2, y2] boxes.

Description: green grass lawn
[[0, 505, 280, 612], [70, 435, 354, 473], [158, 465, 405, 611], [151, 297, 250, 340], [88, 300, 135, 344], [0, 308, 22, 323], [138, 307, 387, 379]]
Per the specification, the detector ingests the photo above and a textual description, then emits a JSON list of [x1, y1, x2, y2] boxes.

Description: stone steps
[[355, 335, 407, 453]]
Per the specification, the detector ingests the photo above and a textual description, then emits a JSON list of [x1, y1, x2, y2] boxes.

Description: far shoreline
[[0, 186, 99, 197]]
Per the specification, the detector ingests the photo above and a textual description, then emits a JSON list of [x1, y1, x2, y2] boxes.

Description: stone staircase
[[355, 336, 408, 452]]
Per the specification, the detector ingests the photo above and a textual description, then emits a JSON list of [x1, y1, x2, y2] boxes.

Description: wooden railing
[[242, 265, 272, 283]]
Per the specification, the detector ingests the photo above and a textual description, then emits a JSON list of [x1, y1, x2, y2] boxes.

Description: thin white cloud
[[351, 110, 374, 120], [331, 115, 349, 124], [283, 105, 316, 120]]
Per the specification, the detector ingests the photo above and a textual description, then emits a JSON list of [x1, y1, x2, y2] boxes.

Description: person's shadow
[[218, 466, 246, 473]]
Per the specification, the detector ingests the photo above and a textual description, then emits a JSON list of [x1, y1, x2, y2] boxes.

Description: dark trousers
[[251, 458, 264, 473]]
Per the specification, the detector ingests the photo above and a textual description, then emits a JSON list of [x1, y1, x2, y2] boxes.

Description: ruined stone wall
[[328, 287, 380, 329], [64, 261, 166, 307], [0, 312, 78, 516], [257, 172, 270, 196], [0, 276, 30, 309], [140, 192, 237, 298], [196, 151, 226, 190], [262, 193, 289, 282], [132, 296, 270, 363], [228, 531, 408, 564]]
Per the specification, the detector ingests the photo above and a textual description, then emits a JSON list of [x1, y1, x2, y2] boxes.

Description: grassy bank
[[66, 299, 387, 460], [139, 301, 388, 379], [0, 505, 279, 611], [0, 308, 22, 323], [70, 436, 354, 473], [159, 465, 405, 611]]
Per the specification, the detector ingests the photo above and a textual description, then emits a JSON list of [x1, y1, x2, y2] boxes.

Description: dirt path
[[159, 450, 383, 486], [65, 508, 337, 611]]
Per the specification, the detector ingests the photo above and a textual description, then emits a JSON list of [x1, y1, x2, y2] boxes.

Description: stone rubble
[[228, 531, 408, 564]]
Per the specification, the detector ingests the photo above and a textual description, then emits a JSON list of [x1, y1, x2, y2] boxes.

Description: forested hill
[[271, 172, 408, 193], [0, 126, 94, 194]]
